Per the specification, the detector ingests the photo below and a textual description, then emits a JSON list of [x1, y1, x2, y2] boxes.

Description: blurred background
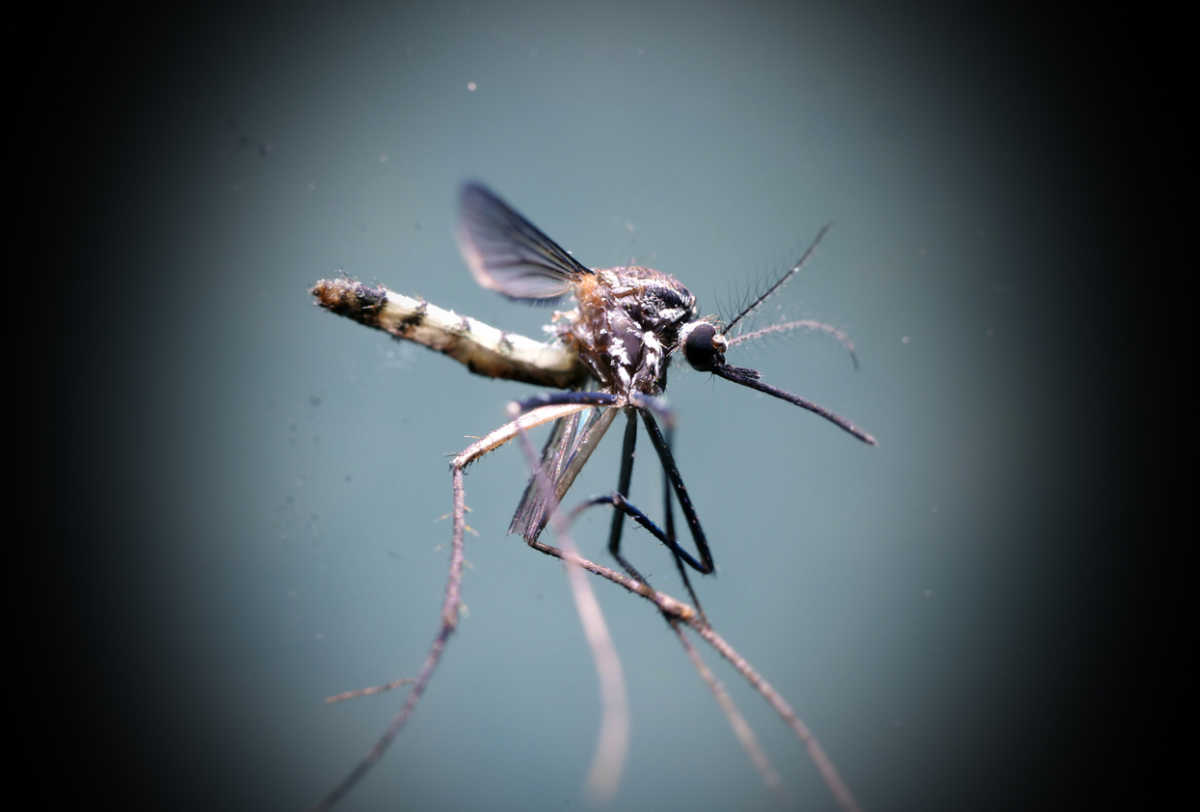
[[33, 2, 1162, 810]]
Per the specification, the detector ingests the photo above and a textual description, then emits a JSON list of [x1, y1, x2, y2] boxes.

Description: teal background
[[40, 3, 1156, 811]]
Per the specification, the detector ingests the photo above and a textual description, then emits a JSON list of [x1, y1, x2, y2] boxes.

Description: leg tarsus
[[313, 464, 468, 811], [569, 491, 708, 619]]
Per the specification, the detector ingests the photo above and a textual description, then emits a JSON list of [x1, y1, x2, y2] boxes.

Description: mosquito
[[310, 182, 876, 810]]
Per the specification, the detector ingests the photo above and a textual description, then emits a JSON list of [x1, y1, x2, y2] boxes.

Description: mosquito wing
[[458, 182, 593, 302], [509, 411, 581, 540], [509, 406, 619, 541]]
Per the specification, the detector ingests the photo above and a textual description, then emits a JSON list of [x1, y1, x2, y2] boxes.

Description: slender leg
[[571, 408, 710, 616], [506, 402, 631, 802], [514, 391, 618, 413], [659, 425, 703, 616], [639, 409, 714, 574], [628, 391, 674, 428], [662, 425, 676, 544], [513, 390, 674, 431], [606, 410, 650, 586], [570, 492, 706, 616], [573, 494, 709, 572], [315, 402, 591, 810]]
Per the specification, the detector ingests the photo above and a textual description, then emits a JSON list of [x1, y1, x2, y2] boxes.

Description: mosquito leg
[[628, 391, 674, 427], [315, 402, 591, 810], [565, 405, 709, 616], [572, 494, 711, 570], [508, 399, 657, 588], [507, 390, 620, 539], [659, 425, 704, 619], [505, 402, 631, 801], [514, 391, 619, 414], [639, 409, 715, 575], [513, 390, 674, 431], [569, 492, 707, 617], [314, 471, 468, 812], [662, 425, 676, 543], [669, 620, 781, 792], [605, 410, 651, 586]]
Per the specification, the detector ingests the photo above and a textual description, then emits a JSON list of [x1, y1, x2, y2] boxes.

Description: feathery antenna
[[723, 224, 831, 335]]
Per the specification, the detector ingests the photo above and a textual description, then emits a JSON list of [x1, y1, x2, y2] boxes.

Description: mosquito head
[[679, 320, 729, 372], [678, 319, 877, 445]]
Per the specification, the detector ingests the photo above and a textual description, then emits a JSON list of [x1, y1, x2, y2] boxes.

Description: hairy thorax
[[560, 266, 698, 395]]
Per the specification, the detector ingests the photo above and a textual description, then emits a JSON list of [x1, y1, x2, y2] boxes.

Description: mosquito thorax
[[679, 321, 728, 372]]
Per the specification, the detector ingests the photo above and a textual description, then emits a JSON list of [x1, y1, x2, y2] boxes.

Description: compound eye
[[683, 322, 725, 371]]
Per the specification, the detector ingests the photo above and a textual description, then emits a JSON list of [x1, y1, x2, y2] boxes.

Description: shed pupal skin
[[559, 265, 726, 396]]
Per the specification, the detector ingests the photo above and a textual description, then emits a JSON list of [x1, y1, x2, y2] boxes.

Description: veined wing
[[509, 411, 580, 540], [509, 407, 618, 541], [458, 182, 593, 302]]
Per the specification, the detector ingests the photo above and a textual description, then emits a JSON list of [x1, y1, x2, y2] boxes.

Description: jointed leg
[[513, 390, 674, 429], [606, 411, 650, 586], [514, 391, 618, 413], [639, 410, 714, 574], [570, 489, 707, 616], [505, 402, 630, 801], [562, 405, 710, 615], [659, 425, 703, 618], [316, 402, 592, 810]]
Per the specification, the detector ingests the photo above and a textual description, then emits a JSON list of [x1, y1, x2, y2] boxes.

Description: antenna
[[724, 223, 831, 334]]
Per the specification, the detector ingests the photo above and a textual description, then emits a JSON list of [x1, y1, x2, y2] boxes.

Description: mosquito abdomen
[[313, 276, 589, 388]]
